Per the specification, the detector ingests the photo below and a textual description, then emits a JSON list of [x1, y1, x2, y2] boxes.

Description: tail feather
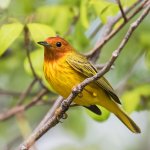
[[115, 109, 141, 133], [100, 99, 141, 133]]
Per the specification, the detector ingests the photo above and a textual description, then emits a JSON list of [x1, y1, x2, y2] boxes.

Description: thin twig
[[86, 0, 143, 62], [25, 89, 48, 110], [0, 89, 48, 121], [0, 89, 36, 97], [35, 96, 63, 129], [0, 106, 25, 121], [87, 0, 148, 62], [18, 97, 63, 150], [24, 26, 37, 78], [96, 64, 115, 70], [0, 89, 22, 97], [24, 26, 48, 90], [116, 0, 127, 22], [17, 78, 37, 105], [19, 5, 150, 149]]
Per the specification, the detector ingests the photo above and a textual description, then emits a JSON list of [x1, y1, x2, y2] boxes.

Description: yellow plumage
[[38, 37, 141, 133], [44, 54, 108, 106]]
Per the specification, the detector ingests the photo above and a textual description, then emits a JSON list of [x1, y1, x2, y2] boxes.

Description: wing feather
[[66, 54, 121, 104]]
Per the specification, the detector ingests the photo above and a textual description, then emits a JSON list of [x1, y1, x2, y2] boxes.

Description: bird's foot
[[72, 84, 82, 95], [55, 107, 68, 122]]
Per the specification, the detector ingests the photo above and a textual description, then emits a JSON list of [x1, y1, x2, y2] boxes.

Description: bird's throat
[[44, 49, 66, 62]]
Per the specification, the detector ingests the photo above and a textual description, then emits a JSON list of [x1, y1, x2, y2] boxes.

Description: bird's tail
[[100, 100, 141, 133], [115, 108, 141, 133]]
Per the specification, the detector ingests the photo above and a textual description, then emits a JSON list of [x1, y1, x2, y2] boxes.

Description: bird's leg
[[55, 108, 68, 122], [55, 84, 82, 122], [54, 100, 69, 122], [54, 107, 62, 119], [72, 84, 82, 95]]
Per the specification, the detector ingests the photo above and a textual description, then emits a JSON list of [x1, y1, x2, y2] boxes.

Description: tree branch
[[19, 97, 63, 150], [87, 0, 148, 62], [116, 0, 127, 22], [17, 78, 37, 105], [35, 96, 63, 130], [0, 89, 22, 97], [0, 89, 48, 121], [19, 4, 150, 150], [24, 26, 37, 79], [24, 26, 48, 90], [24, 25, 38, 79]]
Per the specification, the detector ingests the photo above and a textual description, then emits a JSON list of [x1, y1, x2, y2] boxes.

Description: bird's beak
[[37, 41, 50, 47]]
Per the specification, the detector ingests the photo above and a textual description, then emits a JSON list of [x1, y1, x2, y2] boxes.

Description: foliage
[[0, 0, 150, 150], [0, 23, 23, 56]]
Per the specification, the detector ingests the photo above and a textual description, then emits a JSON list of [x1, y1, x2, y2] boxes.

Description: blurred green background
[[0, 0, 150, 150]]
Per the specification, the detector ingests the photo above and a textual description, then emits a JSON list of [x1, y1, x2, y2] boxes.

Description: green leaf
[[24, 49, 43, 77], [90, 0, 119, 23], [35, 5, 74, 34], [0, 23, 23, 56], [80, 0, 89, 28], [122, 84, 150, 113], [85, 105, 110, 122], [24, 49, 55, 92], [27, 23, 56, 42]]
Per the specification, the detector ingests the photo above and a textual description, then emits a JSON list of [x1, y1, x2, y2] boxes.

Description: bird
[[38, 36, 141, 133]]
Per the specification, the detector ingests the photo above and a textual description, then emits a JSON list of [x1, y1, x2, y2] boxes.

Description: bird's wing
[[84, 105, 102, 115], [66, 54, 121, 104]]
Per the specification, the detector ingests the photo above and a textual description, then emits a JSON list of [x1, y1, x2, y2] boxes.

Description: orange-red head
[[38, 37, 74, 61]]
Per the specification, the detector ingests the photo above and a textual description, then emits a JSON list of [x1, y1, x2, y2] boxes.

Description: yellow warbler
[[38, 37, 141, 133]]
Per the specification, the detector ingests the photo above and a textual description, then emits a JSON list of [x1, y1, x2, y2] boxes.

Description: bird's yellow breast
[[43, 56, 84, 98], [43, 55, 109, 106]]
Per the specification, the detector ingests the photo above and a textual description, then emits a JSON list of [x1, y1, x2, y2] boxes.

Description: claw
[[72, 85, 82, 94], [55, 107, 68, 122], [62, 113, 68, 119], [55, 107, 62, 121]]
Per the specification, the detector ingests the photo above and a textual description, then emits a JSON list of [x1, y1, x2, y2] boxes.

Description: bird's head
[[38, 37, 74, 61]]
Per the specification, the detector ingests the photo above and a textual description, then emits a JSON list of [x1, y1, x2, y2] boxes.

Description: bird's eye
[[56, 42, 62, 47]]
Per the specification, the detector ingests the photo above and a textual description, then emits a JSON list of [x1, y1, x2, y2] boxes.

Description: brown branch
[[87, 0, 148, 62], [103, 0, 142, 34], [0, 106, 25, 121], [18, 97, 63, 150], [116, 0, 127, 22], [17, 78, 37, 105], [35, 96, 63, 129], [0, 89, 22, 97], [24, 26, 48, 90], [96, 64, 115, 70], [24, 89, 48, 110], [86, 0, 141, 61], [24, 26, 37, 79], [0, 89, 48, 121], [88, 0, 142, 42], [0, 89, 36, 97], [19, 5, 150, 150]]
